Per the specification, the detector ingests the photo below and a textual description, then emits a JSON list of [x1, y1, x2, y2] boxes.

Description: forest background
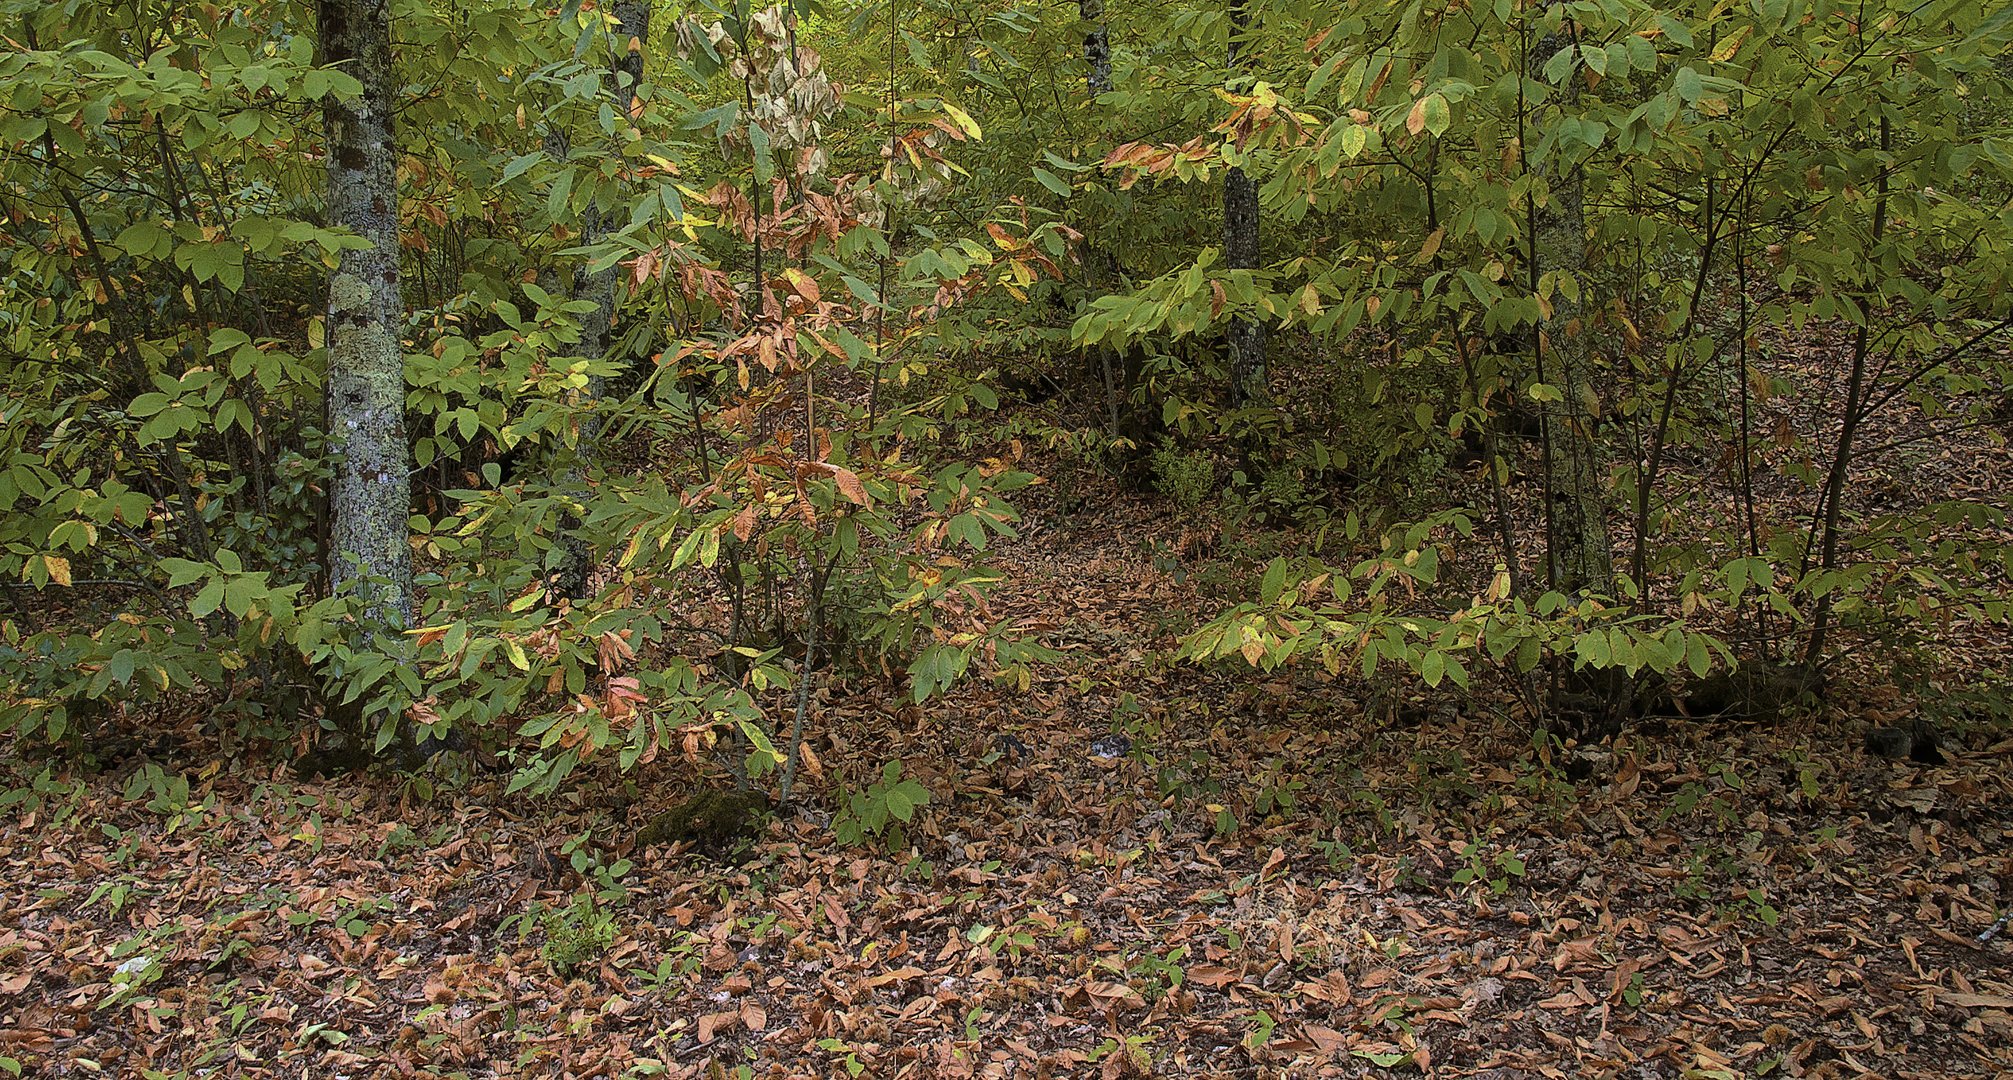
[[2, 0, 2012, 1076]]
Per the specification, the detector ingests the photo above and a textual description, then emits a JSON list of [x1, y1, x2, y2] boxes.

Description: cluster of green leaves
[[0, 0, 1068, 804], [1182, 514, 1730, 685], [1048, 0, 2013, 687], [831, 759, 931, 847]]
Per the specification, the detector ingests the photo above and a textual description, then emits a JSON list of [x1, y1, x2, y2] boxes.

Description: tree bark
[[1223, 0, 1266, 406], [1081, 0, 1110, 95], [571, 0, 651, 423], [1803, 117, 1889, 668], [1079, 0, 1129, 438], [1528, 15, 1612, 598], [552, 0, 651, 600], [319, 0, 413, 632]]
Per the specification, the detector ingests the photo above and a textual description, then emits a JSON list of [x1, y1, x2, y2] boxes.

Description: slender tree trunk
[[552, 0, 651, 600], [1527, 15, 1612, 598], [1803, 117, 1890, 668], [319, 0, 413, 633], [572, 0, 650, 425], [1223, 0, 1266, 406], [1080, 0, 1128, 437]]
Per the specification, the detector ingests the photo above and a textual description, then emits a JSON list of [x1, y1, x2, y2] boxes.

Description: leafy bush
[[1149, 443, 1216, 510]]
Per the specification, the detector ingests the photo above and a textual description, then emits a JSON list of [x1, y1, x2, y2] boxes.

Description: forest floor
[[7, 332, 2013, 1078], [3, 473, 2012, 1080]]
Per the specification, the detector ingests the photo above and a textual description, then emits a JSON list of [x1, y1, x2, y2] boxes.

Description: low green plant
[[629, 929, 707, 993], [101, 926, 177, 1009], [1243, 1010, 1277, 1052], [1148, 443, 1214, 509], [967, 920, 1037, 962], [815, 1038, 866, 1077], [1125, 945, 1188, 1002], [539, 894, 617, 978], [1253, 761, 1305, 817], [561, 831, 634, 903], [123, 764, 218, 835], [1087, 1033, 1155, 1074], [1726, 887, 1782, 928], [832, 760, 930, 848], [1451, 840, 1526, 897]]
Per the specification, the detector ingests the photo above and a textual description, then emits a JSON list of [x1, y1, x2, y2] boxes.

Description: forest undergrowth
[[3, 348, 2010, 1080]]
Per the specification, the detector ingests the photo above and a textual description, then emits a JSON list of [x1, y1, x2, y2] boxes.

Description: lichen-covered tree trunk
[[1529, 18, 1613, 598], [319, 0, 412, 631], [1223, 0, 1266, 406], [1081, 0, 1110, 95]]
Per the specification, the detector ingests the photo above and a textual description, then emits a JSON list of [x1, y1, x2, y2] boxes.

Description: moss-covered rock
[[635, 789, 770, 860], [1677, 661, 1823, 721]]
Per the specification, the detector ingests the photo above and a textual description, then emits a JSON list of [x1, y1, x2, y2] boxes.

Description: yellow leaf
[[941, 101, 982, 140], [44, 555, 71, 587], [1710, 26, 1750, 62], [1406, 97, 1429, 135], [1415, 226, 1445, 265]]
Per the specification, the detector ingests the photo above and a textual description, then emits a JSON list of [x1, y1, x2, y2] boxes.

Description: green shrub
[[1149, 443, 1215, 509], [540, 894, 617, 978], [832, 760, 931, 848]]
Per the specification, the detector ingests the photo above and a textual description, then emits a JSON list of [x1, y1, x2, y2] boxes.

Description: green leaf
[[1419, 649, 1445, 687], [749, 122, 773, 187], [1420, 94, 1451, 138], [1687, 634, 1711, 678], [1574, 630, 1610, 669], [162, 558, 208, 588], [1543, 45, 1576, 84], [191, 580, 226, 619], [1259, 558, 1288, 604], [1674, 67, 1703, 104], [500, 152, 543, 184], [546, 165, 576, 221]]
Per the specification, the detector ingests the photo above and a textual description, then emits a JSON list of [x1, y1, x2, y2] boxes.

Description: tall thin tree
[[552, 0, 652, 600], [1081, 0, 1110, 95], [1222, 0, 1266, 406], [571, 0, 652, 434], [1080, 0, 1129, 435], [1525, 10, 1612, 598], [318, 0, 413, 636]]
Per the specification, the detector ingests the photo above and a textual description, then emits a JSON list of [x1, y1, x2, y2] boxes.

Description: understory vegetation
[[2, 0, 2011, 1075]]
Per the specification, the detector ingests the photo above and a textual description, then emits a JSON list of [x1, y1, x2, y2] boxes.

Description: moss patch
[[635, 789, 770, 860]]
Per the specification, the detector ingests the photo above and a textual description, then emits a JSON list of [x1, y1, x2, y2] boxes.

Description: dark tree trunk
[[571, 0, 651, 420], [1081, 0, 1110, 95], [1803, 118, 1889, 668], [1223, 0, 1266, 406]]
